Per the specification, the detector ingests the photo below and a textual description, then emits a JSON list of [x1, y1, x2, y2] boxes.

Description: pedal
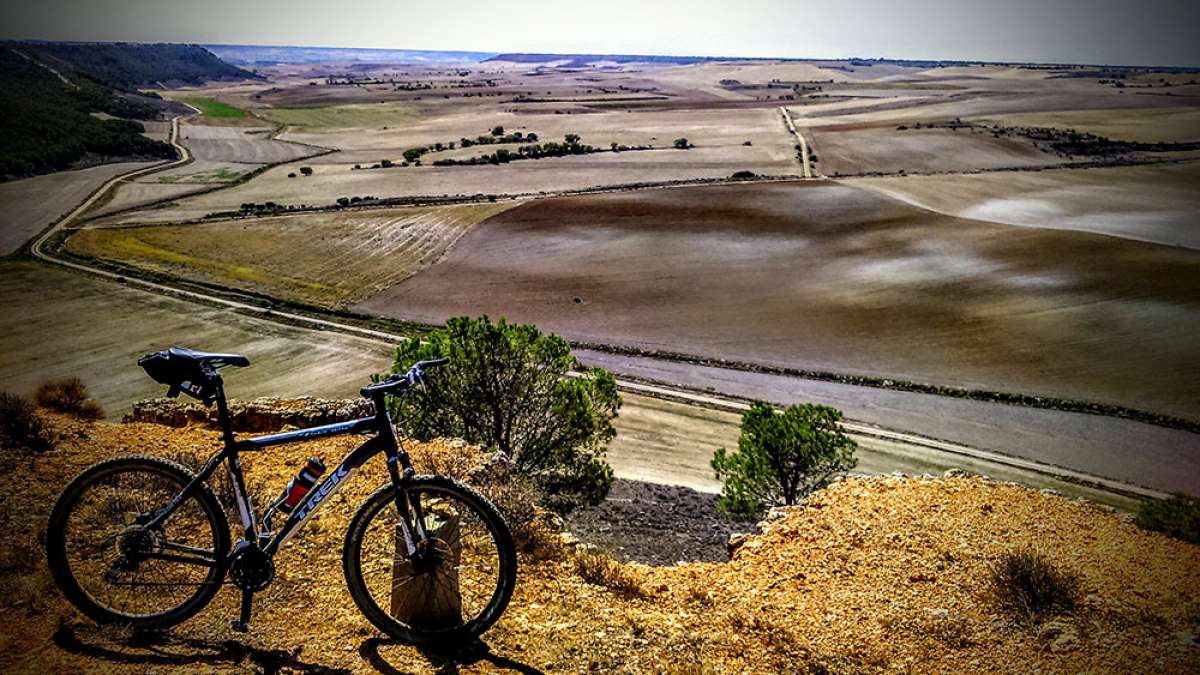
[[231, 589, 253, 633]]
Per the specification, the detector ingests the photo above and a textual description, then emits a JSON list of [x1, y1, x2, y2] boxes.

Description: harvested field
[[850, 162, 1200, 249], [281, 107, 793, 164], [177, 121, 318, 164], [66, 202, 515, 307], [362, 181, 1200, 418], [808, 123, 1055, 175], [84, 181, 211, 219], [0, 260, 393, 407], [101, 149, 792, 224], [973, 106, 1200, 143], [0, 161, 155, 254]]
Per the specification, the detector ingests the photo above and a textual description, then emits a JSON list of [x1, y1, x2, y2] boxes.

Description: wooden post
[[391, 513, 463, 629]]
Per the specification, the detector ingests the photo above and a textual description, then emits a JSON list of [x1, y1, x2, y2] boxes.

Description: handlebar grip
[[417, 358, 449, 369]]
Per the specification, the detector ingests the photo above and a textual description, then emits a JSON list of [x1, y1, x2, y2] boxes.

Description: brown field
[[850, 161, 1200, 249], [0, 161, 155, 254], [360, 181, 1200, 418], [808, 123, 1054, 175], [66, 202, 515, 307], [971, 106, 1200, 143]]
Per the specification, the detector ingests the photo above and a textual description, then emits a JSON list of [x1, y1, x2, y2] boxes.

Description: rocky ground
[[567, 479, 756, 564], [2, 410, 1198, 673]]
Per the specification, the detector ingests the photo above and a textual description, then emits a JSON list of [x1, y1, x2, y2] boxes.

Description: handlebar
[[360, 358, 449, 398]]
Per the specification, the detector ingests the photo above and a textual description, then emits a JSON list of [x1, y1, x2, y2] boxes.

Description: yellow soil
[[2, 414, 1196, 673]]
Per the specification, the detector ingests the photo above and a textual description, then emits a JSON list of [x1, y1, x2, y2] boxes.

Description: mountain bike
[[46, 347, 517, 645]]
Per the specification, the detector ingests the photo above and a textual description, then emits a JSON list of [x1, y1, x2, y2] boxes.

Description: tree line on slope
[[13, 41, 260, 89], [0, 47, 177, 181]]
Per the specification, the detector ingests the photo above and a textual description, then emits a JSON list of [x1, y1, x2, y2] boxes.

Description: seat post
[[213, 378, 236, 447]]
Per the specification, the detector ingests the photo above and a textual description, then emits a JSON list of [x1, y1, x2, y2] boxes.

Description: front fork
[[378, 392, 429, 556]]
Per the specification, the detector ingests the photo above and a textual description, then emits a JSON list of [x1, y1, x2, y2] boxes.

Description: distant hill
[[0, 46, 179, 181], [206, 44, 496, 65], [15, 42, 260, 89], [485, 52, 757, 67]]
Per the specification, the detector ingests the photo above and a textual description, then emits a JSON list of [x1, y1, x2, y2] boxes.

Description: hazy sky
[[2, 0, 1198, 67]]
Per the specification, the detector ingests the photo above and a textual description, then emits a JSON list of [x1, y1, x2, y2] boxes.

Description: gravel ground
[[566, 479, 757, 565]]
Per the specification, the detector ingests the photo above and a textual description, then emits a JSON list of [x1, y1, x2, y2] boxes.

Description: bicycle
[[46, 347, 517, 645]]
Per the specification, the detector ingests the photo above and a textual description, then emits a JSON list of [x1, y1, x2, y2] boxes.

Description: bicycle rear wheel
[[343, 475, 516, 644], [46, 455, 230, 629]]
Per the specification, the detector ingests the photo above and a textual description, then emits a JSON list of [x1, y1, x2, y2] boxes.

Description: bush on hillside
[[0, 392, 55, 454], [387, 316, 620, 512], [989, 548, 1081, 622], [712, 402, 856, 516], [573, 548, 645, 597], [34, 377, 104, 420], [1135, 494, 1200, 545]]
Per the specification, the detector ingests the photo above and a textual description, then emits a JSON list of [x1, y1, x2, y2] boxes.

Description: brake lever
[[408, 367, 427, 393]]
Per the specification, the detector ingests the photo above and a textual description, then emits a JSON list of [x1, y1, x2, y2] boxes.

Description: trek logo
[[295, 465, 350, 521]]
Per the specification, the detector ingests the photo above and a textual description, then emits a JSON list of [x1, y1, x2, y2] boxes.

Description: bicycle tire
[[342, 475, 517, 644], [46, 455, 231, 629]]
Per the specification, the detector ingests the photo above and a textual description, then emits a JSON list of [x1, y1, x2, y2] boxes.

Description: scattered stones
[[124, 396, 374, 433]]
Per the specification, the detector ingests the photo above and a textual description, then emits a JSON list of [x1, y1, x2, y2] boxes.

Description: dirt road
[[780, 106, 813, 178]]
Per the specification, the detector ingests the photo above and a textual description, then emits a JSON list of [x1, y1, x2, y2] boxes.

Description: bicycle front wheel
[[343, 475, 516, 644], [46, 455, 230, 629]]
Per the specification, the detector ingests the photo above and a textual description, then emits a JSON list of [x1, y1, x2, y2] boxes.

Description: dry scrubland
[[364, 181, 1200, 419], [67, 202, 515, 307], [1, 414, 1197, 673]]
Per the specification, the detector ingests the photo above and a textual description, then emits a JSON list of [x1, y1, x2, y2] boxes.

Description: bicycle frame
[[145, 378, 429, 560]]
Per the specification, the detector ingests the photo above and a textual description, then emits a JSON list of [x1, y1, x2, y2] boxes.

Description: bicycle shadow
[[52, 623, 350, 674], [359, 636, 544, 675]]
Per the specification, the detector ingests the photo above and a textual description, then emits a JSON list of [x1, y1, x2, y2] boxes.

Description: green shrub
[[0, 392, 55, 453], [1135, 494, 1200, 545], [34, 377, 104, 420], [712, 402, 856, 516], [989, 548, 1081, 622], [387, 316, 620, 512]]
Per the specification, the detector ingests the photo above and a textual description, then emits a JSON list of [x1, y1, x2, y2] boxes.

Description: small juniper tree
[[387, 316, 620, 511], [712, 402, 856, 516]]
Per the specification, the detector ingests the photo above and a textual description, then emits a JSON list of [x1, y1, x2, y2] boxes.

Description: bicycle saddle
[[167, 347, 251, 368]]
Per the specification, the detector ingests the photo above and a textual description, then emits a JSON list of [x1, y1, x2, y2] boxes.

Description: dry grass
[[572, 548, 646, 598], [34, 378, 105, 421], [988, 548, 1082, 622], [0, 392, 54, 454]]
